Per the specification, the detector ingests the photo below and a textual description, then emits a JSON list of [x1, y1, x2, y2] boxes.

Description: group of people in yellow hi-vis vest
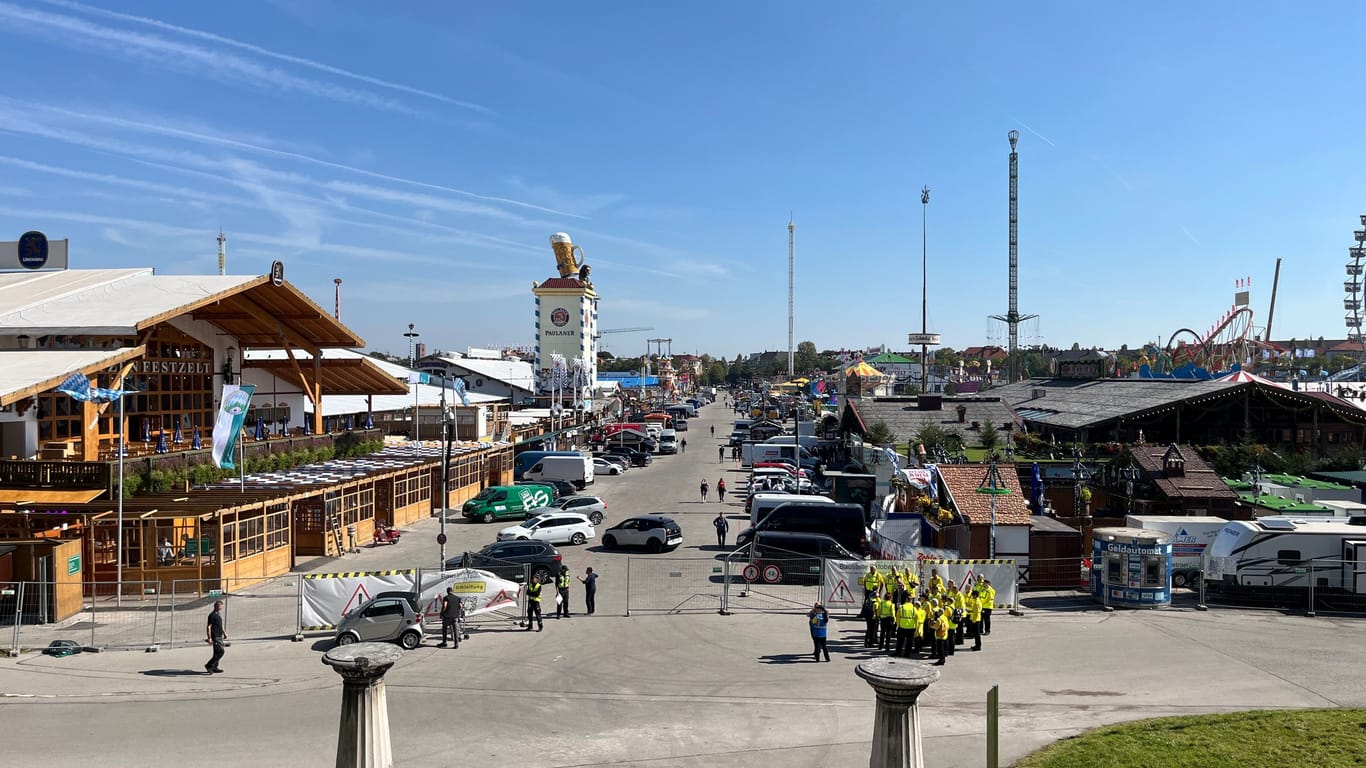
[[859, 565, 996, 666]]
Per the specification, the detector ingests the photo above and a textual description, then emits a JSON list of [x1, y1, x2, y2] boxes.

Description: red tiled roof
[[537, 278, 585, 289], [1128, 444, 1237, 500], [935, 464, 1033, 526]]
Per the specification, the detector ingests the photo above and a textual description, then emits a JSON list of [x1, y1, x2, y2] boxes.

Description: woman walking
[[716, 478, 727, 502], [808, 602, 831, 662], [700, 478, 709, 503]]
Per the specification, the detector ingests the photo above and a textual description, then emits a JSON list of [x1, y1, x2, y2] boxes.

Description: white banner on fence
[[416, 569, 523, 619], [301, 569, 416, 630], [822, 559, 922, 611], [920, 560, 1019, 610]]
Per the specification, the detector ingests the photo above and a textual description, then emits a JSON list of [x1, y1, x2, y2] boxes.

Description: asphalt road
[[3, 403, 1364, 767]]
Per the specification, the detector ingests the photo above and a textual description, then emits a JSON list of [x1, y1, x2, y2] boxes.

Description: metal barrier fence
[[166, 578, 303, 650], [1018, 557, 1090, 591], [721, 546, 824, 615], [2, 581, 163, 653], [415, 565, 528, 631], [1200, 559, 1366, 616], [625, 557, 726, 615]]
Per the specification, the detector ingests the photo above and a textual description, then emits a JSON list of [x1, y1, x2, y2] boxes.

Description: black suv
[[447, 540, 563, 584], [746, 530, 861, 585], [605, 446, 653, 467], [515, 478, 576, 500]]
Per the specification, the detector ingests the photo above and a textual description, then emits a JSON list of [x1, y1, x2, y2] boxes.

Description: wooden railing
[[0, 460, 110, 489]]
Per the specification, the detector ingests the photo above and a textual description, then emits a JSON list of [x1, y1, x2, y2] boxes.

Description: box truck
[[740, 442, 816, 469], [1125, 515, 1227, 587]]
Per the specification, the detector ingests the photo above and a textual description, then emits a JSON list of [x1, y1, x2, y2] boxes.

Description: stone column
[[855, 657, 940, 768], [322, 642, 404, 768]]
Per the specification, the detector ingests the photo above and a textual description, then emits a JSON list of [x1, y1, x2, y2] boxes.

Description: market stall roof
[[844, 361, 884, 378], [0, 346, 146, 407], [244, 348, 408, 396], [0, 268, 362, 349], [0, 488, 106, 504]]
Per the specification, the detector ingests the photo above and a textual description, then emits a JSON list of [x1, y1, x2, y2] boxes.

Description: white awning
[[0, 347, 146, 407]]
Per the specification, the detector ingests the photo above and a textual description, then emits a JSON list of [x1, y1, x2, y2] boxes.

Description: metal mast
[[990, 130, 1036, 383], [787, 217, 795, 377], [333, 277, 342, 320], [216, 230, 227, 275], [921, 186, 930, 394]]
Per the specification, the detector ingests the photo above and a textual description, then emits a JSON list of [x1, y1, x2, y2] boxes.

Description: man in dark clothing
[[525, 577, 544, 631], [578, 567, 598, 615], [718, 446, 725, 462], [204, 600, 226, 673], [439, 587, 464, 648], [556, 566, 572, 618], [862, 593, 879, 648], [713, 513, 729, 547]]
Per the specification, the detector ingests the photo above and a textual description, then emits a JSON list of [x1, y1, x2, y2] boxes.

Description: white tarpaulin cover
[[415, 569, 523, 619], [0, 348, 144, 407], [301, 569, 415, 630]]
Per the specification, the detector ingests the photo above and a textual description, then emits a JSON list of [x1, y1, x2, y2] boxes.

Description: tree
[[866, 420, 897, 446], [796, 340, 820, 373], [914, 424, 964, 456], [979, 421, 1001, 451]]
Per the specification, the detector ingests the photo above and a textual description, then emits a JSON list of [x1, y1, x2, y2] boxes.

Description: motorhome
[[1125, 515, 1226, 588], [1203, 518, 1366, 596]]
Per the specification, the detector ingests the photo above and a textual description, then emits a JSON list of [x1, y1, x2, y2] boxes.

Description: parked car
[[592, 456, 625, 475], [515, 478, 576, 500], [593, 452, 631, 470], [498, 512, 596, 546], [333, 592, 424, 649], [735, 502, 871, 556], [601, 515, 683, 553], [605, 446, 653, 467], [446, 540, 563, 584], [549, 495, 607, 525]]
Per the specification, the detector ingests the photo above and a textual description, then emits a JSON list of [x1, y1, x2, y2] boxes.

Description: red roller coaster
[[1166, 304, 1256, 373]]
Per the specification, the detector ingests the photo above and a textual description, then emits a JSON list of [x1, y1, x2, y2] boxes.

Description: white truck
[[740, 442, 815, 469], [1125, 515, 1227, 588], [522, 454, 595, 490]]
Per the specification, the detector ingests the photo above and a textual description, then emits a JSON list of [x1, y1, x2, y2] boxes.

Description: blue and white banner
[[212, 384, 255, 469], [56, 372, 132, 403], [452, 377, 470, 406]]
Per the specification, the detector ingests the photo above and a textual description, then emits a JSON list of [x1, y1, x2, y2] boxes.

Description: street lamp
[[1072, 448, 1090, 521], [403, 324, 420, 440], [1123, 464, 1139, 515], [975, 453, 1012, 558]]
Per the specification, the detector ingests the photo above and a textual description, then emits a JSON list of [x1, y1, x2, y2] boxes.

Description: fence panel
[[1201, 559, 1366, 616], [626, 558, 726, 615], [1018, 557, 1090, 591], [722, 554, 823, 615], [169, 578, 301, 649], [414, 566, 528, 633], [4, 581, 161, 652]]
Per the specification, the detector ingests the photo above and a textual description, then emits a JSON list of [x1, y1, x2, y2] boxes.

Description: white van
[[658, 429, 678, 455], [523, 454, 595, 490], [748, 492, 834, 527]]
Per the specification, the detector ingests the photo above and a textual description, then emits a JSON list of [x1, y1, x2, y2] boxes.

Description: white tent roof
[[252, 348, 503, 417], [0, 269, 260, 335], [0, 347, 145, 406], [431, 353, 535, 392]]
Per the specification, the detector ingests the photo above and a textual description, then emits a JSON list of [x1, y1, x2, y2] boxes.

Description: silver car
[[333, 592, 424, 649], [549, 495, 607, 525]]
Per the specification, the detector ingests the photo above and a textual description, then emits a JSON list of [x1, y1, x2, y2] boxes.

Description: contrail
[[1008, 115, 1057, 147], [37, 0, 491, 115]]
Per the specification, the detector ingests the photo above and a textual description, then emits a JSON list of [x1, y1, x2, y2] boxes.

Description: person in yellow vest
[[966, 589, 984, 651], [980, 578, 997, 636], [877, 590, 896, 652], [556, 566, 572, 618], [942, 603, 958, 657], [894, 595, 918, 657], [949, 582, 968, 646], [902, 566, 919, 591], [930, 605, 950, 665], [524, 576, 544, 632], [863, 591, 881, 648], [859, 566, 884, 602], [891, 570, 908, 603], [928, 569, 944, 595], [911, 596, 927, 658]]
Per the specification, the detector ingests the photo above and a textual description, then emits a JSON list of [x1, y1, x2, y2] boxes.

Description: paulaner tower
[[533, 232, 599, 402]]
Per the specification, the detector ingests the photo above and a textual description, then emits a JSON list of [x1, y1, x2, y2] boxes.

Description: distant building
[[1051, 348, 1113, 380]]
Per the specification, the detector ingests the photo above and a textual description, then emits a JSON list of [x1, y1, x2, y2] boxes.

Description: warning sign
[[341, 583, 374, 616], [825, 578, 857, 606], [762, 564, 783, 584]]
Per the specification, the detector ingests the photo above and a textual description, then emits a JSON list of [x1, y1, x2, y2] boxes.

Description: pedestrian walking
[[718, 445, 725, 462], [204, 599, 226, 674], [710, 425, 715, 436], [525, 575, 544, 631], [439, 587, 464, 648], [713, 513, 729, 547], [700, 478, 709, 502], [716, 478, 726, 502], [680, 437, 687, 453], [807, 602, 831, 662], [578, 567, 597, 616], [556, 565, 572, 618]]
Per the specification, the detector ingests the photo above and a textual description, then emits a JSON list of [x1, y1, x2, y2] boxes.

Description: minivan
[[748, 531, 862, 584], [748, 492, 835, 526], [462, 484, 555, 523], [657, 429, 678, 455], [736, 501, 871, 556]]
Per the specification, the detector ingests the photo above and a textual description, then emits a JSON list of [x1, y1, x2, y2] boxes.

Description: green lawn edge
[[1013, 709, 1366, 768]]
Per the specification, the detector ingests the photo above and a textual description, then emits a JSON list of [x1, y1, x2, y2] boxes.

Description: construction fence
[[2, 566, 529, 655]]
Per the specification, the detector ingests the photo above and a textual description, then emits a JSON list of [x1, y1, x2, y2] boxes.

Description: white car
[[592, 457, 624, 476], [600, 515, 683, 553], [497, 512, 596, 546]]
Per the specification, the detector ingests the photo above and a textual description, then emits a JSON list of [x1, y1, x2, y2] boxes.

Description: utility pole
[[333, 278, 342, 320], [990, 130, 1037, 384], [788, 217, 795, 378], [404, 323, 420, 440], [216, 230, 227, 275]]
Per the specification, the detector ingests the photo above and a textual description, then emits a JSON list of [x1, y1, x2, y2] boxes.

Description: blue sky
[[0, 1, 1363, 359]]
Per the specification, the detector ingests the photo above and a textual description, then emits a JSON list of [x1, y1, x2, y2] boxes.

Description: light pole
[[404, 324, 420, 440], [1123, 464, 1139, 515], [1072, 447, 1090, 522], [920, 185, 930, 395], [438, 371, 449, 567]]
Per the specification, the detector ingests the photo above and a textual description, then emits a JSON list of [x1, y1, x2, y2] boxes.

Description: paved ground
[[2, 403, 1363, 767]]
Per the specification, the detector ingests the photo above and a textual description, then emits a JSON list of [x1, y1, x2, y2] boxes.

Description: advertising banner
[[300, 569, 415, 630], [919, 559, 1020, 610], [212, 383, 255, 469], [416, 569, 522, 619]]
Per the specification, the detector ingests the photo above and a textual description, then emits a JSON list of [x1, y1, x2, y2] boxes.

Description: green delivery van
[[462, 484, 555, 523]]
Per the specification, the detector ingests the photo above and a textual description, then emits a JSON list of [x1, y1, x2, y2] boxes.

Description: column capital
[[323, 642, 403, 683], [856, 657, 940, 706]]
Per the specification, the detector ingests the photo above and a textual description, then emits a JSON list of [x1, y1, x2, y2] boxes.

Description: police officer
[[525, 575, 544, 631], [556, 566, 572, 618], [439, 586, 464, 648]]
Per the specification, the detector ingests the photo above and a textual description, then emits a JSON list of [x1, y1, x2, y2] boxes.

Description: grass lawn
[[1014, 709, 1366, 768]]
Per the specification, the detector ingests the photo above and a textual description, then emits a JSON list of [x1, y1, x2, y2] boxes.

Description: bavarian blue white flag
[[452, 377, 470, 406], [56, 372, 133, 403], [212, 383, 255, 469]]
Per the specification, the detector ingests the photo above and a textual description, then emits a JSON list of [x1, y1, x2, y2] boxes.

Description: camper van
[[1203, 518, 1366, 596]]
